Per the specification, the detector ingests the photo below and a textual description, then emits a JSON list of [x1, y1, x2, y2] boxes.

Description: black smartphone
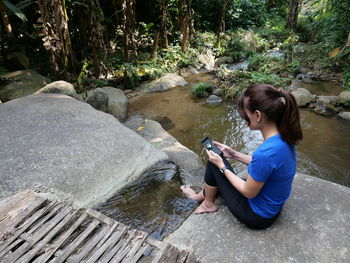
[[201, 137, 223, 155]]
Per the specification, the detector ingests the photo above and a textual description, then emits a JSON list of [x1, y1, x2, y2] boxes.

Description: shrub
[[191, 82, 212, 98]]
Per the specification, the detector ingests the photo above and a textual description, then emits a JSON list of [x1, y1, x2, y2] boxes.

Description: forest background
[[0, 0, 349, 94]]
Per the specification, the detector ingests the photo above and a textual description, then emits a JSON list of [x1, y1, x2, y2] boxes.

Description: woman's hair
[[238, 84, 303, 145]]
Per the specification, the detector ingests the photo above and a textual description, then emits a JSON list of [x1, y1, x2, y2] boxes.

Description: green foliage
[[191, 82, 213, 98], [343, 68, 350, 90]]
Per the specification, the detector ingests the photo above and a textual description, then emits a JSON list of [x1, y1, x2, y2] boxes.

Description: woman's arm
[[213, 141, 252, 165], [206, 150, 263, 198], [223, 170, 264, 199]]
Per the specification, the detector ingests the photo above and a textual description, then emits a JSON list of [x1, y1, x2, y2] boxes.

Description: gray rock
[[124, 115, 204, 186], [215, 56, 234, 66], [0, 70, 49, 102], [338, 91, 350, 106], [317, 95, 337, 105], [206, 95, 223, 104], [101, 87, 128, 122], [291, 88, 314, 107], [0, 94, 168, 207], [165, 174, 350, 263], [35, 80, 78, 99], [7, 52, 30, 70], [198, 50, 215, 70], [338, 112, 350, 121], [136, 73, 188, 93], [288, 79, 303, 91], [85, 88, 109, 112], [212, 88, 224, 96], [180, 66, 199, 77]]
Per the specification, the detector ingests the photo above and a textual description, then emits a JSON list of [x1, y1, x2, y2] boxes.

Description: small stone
[[291, 88, 314, 107], [338, 112, 350, 121], [206, 95, 223, 104], [337, 91, 350, 106]]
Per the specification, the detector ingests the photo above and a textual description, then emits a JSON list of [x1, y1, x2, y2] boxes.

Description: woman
[[181, 84, 303, 229]]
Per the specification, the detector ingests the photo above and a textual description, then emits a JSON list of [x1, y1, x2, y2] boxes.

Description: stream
[[129, 73, 350, 187]]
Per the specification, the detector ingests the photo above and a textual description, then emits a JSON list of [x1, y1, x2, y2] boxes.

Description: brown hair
[[238, 84, 303, 145]]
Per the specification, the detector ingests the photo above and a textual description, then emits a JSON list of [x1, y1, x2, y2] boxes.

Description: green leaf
[[16, 0, 35, 10], [3, 0, 27, 22]]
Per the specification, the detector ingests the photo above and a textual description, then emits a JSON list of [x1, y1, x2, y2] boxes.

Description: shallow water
[[130, 73, 350, 187], [95, 161, 197, 240], [301, 81, 343, 96]]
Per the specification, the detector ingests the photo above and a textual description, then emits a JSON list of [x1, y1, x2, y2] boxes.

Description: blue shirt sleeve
[[248, 151, 276, 182]]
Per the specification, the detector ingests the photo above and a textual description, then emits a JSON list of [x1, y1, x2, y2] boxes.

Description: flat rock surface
[[0, 94, 167, 207], [165, 174, 350, 262]]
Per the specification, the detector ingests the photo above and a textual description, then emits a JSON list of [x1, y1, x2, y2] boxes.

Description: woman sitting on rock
[[181, 84, 303, 229]]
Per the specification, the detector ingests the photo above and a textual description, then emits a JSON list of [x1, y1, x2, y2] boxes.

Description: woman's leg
[[194, 183, 218, 214]]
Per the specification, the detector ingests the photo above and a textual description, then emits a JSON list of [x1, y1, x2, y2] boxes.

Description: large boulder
[[198, 50, 215, 70], [337, 91, 350, 106], [101, 87, 128, 122], [85, 88, 109, 112], [34, 80, 78, 99], [291, 88, 314, 107], [0, 93, 168, 207], [136, 73, 188, 93], [0, 70, 49, 102], [166, 174, 350, 262], [124, 115, 205, 186]]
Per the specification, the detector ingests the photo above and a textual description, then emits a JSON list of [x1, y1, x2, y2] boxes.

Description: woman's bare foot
[[194, 201, 218, 214], [180, 185, 204, 202]]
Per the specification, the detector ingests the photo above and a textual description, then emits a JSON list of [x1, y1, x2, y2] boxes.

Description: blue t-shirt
[[248, 134, 296, 218]]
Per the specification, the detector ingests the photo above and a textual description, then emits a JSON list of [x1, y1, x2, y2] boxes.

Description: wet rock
[[311, 96, 339, 116], [180, 66, 199, 77], [212, 88, 224, 96], [85, 88, 109, 112], [338, 112, 350, 121], [101, 87, 128, 122], [35, 80, 78, 99], [288, 79, 303, 91], [337, 91, 350, 106], [215, 56, 234, 66], [206, 95, 223, 104], [136, 73, 188, 93], [0, 94, 167, 207], [124, 115, 204, 186], [0, 70, 49, 102], [291, 88, 314, 107], [317, 96, 337, 105], [151, 115, 175, 130], [198, 50, 215, 70]]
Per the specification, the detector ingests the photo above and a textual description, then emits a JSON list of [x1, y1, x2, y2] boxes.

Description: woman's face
[[243, 99, 262, 130]]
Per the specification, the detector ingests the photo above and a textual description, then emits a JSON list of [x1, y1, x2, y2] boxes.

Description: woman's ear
[[255, 110, 262, 122]]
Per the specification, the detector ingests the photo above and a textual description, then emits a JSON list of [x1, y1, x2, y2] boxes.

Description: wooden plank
[[0, 194, 46, 235], [145, 238, 162, 249], [150, 243, 167, 263], [85, 209, 114, 226], [98, 229, 135, 263], [176, 250, 189, 263], [128, 244, 150, 263], [0, 239, 22, 262], [85, 226, 127, 263], [16, 210, 77, 263], [5, 207, 72, 263], [0, 201, 57, 256], [22, 202, 60, 236], [110, 243, 132, 263], [51, 218, 100, 263], [121, 231, 148, 263], [32, 213, 88, 263], [185, 252, 196, 263], [94, 222, 118, 250], [66, 223, 111, 262], [157, 244, 180, 263]]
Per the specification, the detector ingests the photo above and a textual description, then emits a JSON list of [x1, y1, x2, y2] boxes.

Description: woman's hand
[[213, 141, 236, 159], [206, 149, 225, 169]]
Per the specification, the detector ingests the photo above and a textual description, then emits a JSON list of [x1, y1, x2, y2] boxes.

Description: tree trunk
[[216, 0, 229, 44], [151, 31, 160, 59], [286, 0, 299, 29], [121, 0, 137, 61], [180, 0, 192, 52], [159, 0, 168, 49], [38, 0, 76, 80]]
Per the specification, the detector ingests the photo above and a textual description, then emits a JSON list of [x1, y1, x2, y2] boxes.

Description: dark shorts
[[204, 158, 281, 230]]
